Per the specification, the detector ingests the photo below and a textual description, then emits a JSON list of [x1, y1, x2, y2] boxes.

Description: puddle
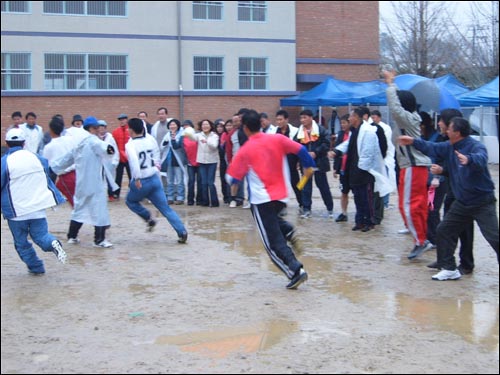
[[396, 294, 499, 351], [155, 320, 297, 358]]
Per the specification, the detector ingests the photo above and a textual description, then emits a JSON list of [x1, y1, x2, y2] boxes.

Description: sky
[[379, 1, 480, 31]]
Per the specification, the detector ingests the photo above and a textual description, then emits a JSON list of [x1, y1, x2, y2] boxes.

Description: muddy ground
[[1, 166, 499, 374]]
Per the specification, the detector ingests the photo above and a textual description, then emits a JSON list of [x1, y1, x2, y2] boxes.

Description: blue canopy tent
[[435, 74, 470, 97], [280, 77, 388, 107], [394, 74, 461, 113], [457, 76, 499, 107]]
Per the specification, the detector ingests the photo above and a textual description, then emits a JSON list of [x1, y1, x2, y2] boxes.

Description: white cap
[[6, 128, 25, 141], [97, 120, 107, 126]]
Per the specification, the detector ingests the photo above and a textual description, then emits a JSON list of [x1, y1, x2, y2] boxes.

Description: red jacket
[[112, 125, 130, 163], [183, 136, 199, 167]]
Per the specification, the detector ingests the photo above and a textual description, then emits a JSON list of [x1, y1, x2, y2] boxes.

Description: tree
[[380, 1, 499, 87]]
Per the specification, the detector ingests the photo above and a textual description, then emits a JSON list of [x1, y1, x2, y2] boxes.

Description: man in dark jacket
[[294, 109, 333, 218], [399, 117, 498, 281]]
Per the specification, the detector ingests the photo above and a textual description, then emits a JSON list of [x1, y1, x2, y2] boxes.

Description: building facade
[[1, 1, 379, 135]]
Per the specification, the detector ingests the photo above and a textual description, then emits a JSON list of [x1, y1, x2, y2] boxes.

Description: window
[[1, 53, 31, 90], [43, 1, 126, 16], [194, 56, 223, 90], [1, 1, 29, 12], [192, 1, 222, 20], [238, 1, 266, 22], [44, 53, 127, 90], [239, 57, 267, 90]]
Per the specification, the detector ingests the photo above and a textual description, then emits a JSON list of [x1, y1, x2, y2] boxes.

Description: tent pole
[[480, 106, 484, 142], [319, 106, 322, 126]]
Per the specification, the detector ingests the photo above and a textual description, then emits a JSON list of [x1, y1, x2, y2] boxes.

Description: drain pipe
[[177, 1, 184, 122]]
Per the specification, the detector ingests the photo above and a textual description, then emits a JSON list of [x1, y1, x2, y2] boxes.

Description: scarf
[[297, 120, 320, 144]]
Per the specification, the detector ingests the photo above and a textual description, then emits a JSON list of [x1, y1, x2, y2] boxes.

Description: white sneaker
[[242, 202, 251, 209], [67, 238, 80, 244], [397, 228, 410, 234], [432, 269, 461, 281], [229, 200, 237, 208], [327, 210, 334, 219], [51, 240, 67, 264], [93, 240, 113, 248]]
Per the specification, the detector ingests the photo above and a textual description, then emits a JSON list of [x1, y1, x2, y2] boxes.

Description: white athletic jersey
[[125, 135, 161, 179]]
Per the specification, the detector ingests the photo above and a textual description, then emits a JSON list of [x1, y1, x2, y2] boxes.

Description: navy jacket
[[413, 136, 495, 206]]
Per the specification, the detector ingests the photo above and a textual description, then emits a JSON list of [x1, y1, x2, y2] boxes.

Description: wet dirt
[[1, 166, 499, 374]]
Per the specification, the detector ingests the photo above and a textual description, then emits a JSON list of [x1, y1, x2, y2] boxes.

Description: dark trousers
[[436, 199, 499, 270], [68, 220, 107, 244], [219, 158, 230, 203], [427, 180, 448, 244], [352, 183, 373, 226], [115, 161, 130, 198], [251, 201, 302, 280], [288, 155, 302, 207], [187, 165, 202, 205], [301, 171, 333, 211], [373, 191, 384, 225], [443, 194, 475, 269]]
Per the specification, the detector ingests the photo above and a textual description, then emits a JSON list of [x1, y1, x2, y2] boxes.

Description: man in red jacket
[[111, 113, 130, 200]]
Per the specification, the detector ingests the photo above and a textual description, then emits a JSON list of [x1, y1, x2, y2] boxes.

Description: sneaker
[[398, 228, 410, 234], [286, 268, 308, 289], [458, 265, 473, 275], [178, 232, 188, 244], [327, 210, 334, 219], [335, 213, 348, 222], [147, 218, 156, 232], [51, 240, 67, 264], [352, 224, 364, 231], [297, 206, 304, 216], [67, 237, 80, 244], [242, 202, 251, 209], [407, 241, 433, 259], [361, 225, 372, 232], [432, 269, 461, 281], [229, 200, 237, 208], [300, 210, 311, 219], [93, 240, 113, 248], [427, 261, 440, 269]]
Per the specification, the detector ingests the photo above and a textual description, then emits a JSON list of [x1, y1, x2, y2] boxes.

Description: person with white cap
[[1, 128, 67, 274], [50, 116, 117, 248]]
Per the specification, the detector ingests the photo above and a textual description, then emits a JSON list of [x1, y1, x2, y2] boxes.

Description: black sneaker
[[458, 265, 473, 275], [335, 213, 348, 222], [286, 268, 308, 289], [408, 241, 433, 259], [147, 218, 156, 232], [427, 261, 440, 269], [178, 232, 188, 244]]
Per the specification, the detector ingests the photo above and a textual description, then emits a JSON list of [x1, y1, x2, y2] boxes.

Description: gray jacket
[[386, 84, 431, 168]]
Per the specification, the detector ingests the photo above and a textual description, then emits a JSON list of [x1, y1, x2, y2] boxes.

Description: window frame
[[238, 57, 268, 90], [42, 1, 127, 16], [193, 56, 224, 91], [192, 1, 223, 21], [1, 1, 30, 13], [44, 53, 128, 91], [1, 52, 32, 91], [237, 1, 267, 22]]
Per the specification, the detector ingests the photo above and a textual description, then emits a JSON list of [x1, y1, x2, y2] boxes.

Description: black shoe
[[178, 232, 188, 244], [352, 224, 363, 231], [286, 269, 308, 289], [335, 213, 348, 222], [458, 264, 473, 275], [427, 261, 440, 269], [408, 241, 433, 259], [147, 218, 156, 232], [361, 225, 372, 232]]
